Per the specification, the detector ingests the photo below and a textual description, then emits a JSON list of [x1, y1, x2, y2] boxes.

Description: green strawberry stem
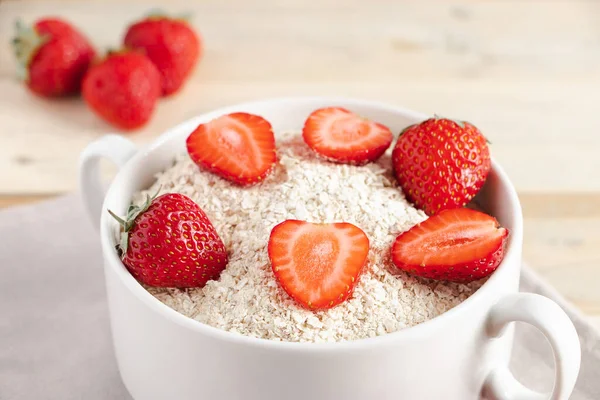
[[107, 187, 161, 256], [144, 9, 193, 21], [11, 19, 48, 81], [177, 12, 194, 21], [105, 48, 123, 57]]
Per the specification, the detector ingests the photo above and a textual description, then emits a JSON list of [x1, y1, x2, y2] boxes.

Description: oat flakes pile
[[138, 132, 485, 342]]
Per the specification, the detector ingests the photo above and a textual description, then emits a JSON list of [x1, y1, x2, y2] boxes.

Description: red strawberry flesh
[[391, 208, 508, 283], [268, 220, 369, 310], [186, 112, 277, 185], [302, 107, 393, 165]]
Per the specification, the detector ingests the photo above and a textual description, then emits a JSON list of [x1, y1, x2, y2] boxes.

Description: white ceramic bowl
[[79, 97, 580, 400]]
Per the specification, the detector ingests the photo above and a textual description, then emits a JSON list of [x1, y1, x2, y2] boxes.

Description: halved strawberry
[[186, 112, 277, 185], [268, 220, 370, 310], [302, 107, 393, 165], [391, 208, 509, 283]]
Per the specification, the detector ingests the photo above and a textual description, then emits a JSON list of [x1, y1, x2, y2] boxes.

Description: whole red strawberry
[[11, 18, 96, 97], [82, 51, 161, 130], [392, 117, 491, 215], [108, 193, 228, 288], [123, 14, 201, 96]]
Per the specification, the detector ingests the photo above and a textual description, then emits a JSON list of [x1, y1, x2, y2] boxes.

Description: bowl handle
[[482, 293, 581, 400], [78, 135, 137, 230]]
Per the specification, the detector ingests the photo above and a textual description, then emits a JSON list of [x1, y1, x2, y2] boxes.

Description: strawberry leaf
[[177, 11, 194, 21], [12, 19, 49, 81], [107, 209, 127, 226], [142, 9, 193, 21], [107, 187, 161, 257], [144, 8, 168, 19], [119, 232, 129, 255]]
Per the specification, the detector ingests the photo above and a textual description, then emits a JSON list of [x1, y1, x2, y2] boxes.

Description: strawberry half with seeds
[[391, 208, 508, 283], [108, 193, 228, 288], [302, 107, 393, 165], [186, 112, 277, 185], [392, 117, 491, 215], [268, 220, 370, 310]]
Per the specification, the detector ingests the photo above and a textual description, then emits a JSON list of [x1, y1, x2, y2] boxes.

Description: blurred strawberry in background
[[11, 17, 96, 97], [124, 13, 202, 96], [10, 12, 202, 130], [82, 50, 161, 130]]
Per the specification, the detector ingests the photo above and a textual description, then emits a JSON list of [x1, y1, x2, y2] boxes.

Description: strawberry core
[[331, 116, 370, 141], [292, 231, 340, 282]]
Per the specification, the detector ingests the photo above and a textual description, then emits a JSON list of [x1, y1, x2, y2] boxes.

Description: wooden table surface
[[1, 0, 599, 329]]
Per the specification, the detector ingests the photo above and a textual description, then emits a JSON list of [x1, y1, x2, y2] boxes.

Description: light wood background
[[1, 0, 599, 329]]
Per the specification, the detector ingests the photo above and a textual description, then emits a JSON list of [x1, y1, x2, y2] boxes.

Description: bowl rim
[[100, 96, 524, 352]]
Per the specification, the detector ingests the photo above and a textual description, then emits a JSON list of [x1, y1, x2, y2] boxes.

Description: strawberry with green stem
[[108, 192, 228, 288], [11, 17, 96, 97], [392, 116, 491, 215]]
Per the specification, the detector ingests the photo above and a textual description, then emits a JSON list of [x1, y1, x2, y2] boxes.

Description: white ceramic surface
[[79, 97, 581, 400]]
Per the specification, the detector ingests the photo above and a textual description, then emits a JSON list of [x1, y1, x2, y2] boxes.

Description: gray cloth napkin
[[0, 195, 598, 400]]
